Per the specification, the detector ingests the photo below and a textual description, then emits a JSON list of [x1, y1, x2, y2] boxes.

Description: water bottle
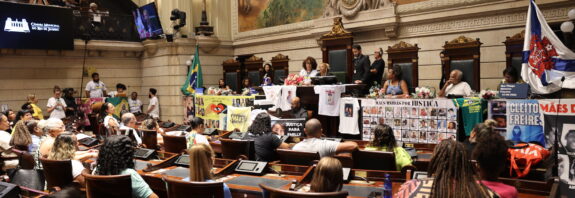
[[383, 173, 392, 198]]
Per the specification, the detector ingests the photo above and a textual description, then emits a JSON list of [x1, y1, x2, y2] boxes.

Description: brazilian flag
[[106, 97, 129, 119], [181, 45, 203, 95]]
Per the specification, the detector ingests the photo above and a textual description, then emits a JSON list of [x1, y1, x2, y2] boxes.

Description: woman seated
[[94, 136, 158, 198], [250, 113, 289, 162], [310, 157, 344, 192], [382, 65, 410, 98], [100, 102, 119, 133], [10, 120, 32, 151], [464, 119, 496, 158], [242, 78, 252, 90], [218, 79, 230, 90], [473, 132, 518, 198], [184, 144, 232, 198], [48, 132, 96, 187], [186, 117, 210, 149], [141, 119, 165, 146], [498, 67, 524, 91], [365, 124, 412, 171], [395, 139, 497, 198], [261, 63, 273, 85], [13, 109, 33, 127], [300, 57, 318, 85], [317, 63, 333, 77]]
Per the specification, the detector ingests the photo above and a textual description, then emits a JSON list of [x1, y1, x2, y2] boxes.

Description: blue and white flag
[[522, 0, 575, 94]]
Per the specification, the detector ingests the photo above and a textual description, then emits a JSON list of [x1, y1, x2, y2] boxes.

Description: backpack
[[508, 143, 549, 178]]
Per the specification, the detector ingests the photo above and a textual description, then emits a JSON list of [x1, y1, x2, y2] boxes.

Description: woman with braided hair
[[94, 136, 158, 198], [395, 139, 497, 198]]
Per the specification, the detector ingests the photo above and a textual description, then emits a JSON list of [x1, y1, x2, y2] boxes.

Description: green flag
[[181, 45, 203, 95]]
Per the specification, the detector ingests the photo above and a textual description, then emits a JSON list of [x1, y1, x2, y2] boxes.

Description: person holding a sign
[[438, 69, 472, 98], [293, 119, 358, 158]]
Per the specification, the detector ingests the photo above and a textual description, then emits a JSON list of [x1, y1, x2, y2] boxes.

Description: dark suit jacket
[[352, 54, 371, 83], [370, 59, 385, 86]]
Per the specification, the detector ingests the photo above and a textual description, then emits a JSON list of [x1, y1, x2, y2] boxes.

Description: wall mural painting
[[237, 0, 395, 32], [238, 0, 326, 32]]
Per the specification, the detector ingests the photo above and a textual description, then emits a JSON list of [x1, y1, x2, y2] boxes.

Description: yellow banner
[[226, 106, 251, 132], [195, 95, 255, 130]]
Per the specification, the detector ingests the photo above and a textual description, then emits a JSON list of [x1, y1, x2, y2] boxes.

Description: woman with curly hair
[[365, 124, 412, 171], [94, 135, 158, 198], [251, 113, 289, 161]]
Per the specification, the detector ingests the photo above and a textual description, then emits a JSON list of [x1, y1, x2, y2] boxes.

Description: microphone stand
[[553, 76, 565, 178]]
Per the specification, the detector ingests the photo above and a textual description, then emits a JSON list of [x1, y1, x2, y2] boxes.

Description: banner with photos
[[194, 95, 255, 130], [360, 99, 458, 143], [539, 99, 575, 197], [488, 99, 545, 147]]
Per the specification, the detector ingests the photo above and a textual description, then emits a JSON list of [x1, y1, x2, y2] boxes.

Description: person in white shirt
[[0, 115, 18, 170], [39, 118, 65, 158], [47, 86, 67, 119], [299, 57, 318, 85], [128, 92, 143, 114], [100, 102, 119, 133], [85, 73, 107, 98], [186, 117, 210, 149], [438, 69, 473, 97], [120, 113, 142, 146], [107, 83, 127, 98], [292, 119, 358, 158], [146, 88, 160, 119]]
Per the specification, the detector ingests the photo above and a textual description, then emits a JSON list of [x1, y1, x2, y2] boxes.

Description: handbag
[[508, 143, 550, 178]]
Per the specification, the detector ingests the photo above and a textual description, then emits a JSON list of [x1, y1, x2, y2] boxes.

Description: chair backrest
[[39, 158, 73, 189], [220, 139, 254, 160], [84, 173, 132, 198], [12, 148, 35, 169], [163, 134, 187, 153], [276, 149, 319, 166], [259, 183, 348, 198], [141, 129, 158, 150], [353, 150, 396, 171], [164, 176, 224, 198]]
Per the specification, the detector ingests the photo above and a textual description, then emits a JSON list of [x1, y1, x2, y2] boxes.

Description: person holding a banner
[[438, 69, 472, 98]]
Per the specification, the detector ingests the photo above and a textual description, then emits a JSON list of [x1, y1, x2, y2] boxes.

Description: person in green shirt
[[365, 124, 413, 171]]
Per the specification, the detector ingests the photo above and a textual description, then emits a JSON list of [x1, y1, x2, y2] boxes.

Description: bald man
[[291, 97, 308, 119], [438, 69, 472, 97], [292, 119, 358, 158]]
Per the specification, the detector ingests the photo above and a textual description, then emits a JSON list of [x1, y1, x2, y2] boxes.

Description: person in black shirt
[[63, 88, 77, 117], [370, 48, 385, 86], [250, 113, 289, 162], [352, 44, 371, 85]]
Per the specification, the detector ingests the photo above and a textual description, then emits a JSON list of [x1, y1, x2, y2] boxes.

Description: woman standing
[[27, 94, 43, 120]]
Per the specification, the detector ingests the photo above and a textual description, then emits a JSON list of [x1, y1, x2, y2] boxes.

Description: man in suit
[[352, 45, 371, 94]]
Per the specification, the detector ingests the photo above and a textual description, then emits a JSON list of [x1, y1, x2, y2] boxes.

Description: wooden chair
[[163, 176, 224, 198], [141, 129, 158, 150], [353, 150, 396, 171], [220, 139, 254, 160], [333, 155, 353, 168], [499, 177, 557, 196], [163, 134, 187, 153], [83, 173, 131, 198], [276, 149, 319, 166], [39, 158, 73, 189], [259, 183, 348, 198], [12, 148, 35, 169]]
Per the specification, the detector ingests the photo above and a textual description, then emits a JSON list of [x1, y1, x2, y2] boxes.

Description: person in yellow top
[[365, 124, 413, 171], [27, 94, 43, 120]]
